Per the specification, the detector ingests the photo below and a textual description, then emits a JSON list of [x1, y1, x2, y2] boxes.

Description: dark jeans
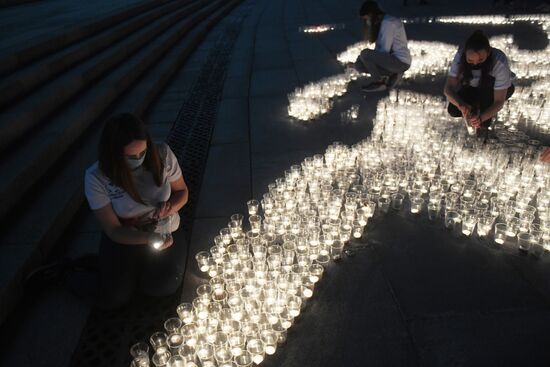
[[98, 229, 187, 309], [356, 49, 410, 85], [447, 84, 515, 138], [447, 84, 515, 128]]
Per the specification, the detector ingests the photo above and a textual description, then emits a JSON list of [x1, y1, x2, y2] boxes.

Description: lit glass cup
[[461, 209, 477, 236], [517, 232, 535, 253], [246, 338, 266, 364], [247, 200, 260, 215], [391, 193, 404, 210], [330, 240, 345, 261], [410, 197, 424, 214], [235, 351, 253, 367], [427, 202, 440, 221], [195, 251, 211, 273], [378, 197, 390, 214], [494, 223, 508, 245], [444, 210, 461, 231]]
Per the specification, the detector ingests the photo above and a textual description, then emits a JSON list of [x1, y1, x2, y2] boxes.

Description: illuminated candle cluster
[[287, 68, 361, 121], [130, 16, 550, 367], [289, 14, 550, 133], [300, 23, 344, 33], [131, 89, 550, 367]]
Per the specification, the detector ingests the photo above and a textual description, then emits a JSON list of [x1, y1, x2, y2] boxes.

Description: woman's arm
[[154, 175, 189, 219], [444, 76, 471, 117], [168, 175, 188, 213], [94, 204, 153, 245], [479, 88, 507, 122]]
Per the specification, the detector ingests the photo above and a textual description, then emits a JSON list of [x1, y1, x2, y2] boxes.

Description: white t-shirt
[[84, 143, 182, 233], [448, 47, 512, 90], [375, 15, 411, 66]]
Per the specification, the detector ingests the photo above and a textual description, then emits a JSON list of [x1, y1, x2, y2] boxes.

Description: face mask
[[469, 55, 490, 70], [126, 152, 146, 169]]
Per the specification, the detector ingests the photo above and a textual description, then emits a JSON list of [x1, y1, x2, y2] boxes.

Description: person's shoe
[[386, 73, 403, 88], [361, 81, 387, 92]]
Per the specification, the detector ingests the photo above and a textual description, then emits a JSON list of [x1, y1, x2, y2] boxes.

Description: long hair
[[459, 30, 493, 87], [98, 113, 164, 204], [359, 1, 385, 43]]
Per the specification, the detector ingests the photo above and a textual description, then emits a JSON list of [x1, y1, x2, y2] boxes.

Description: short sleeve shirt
[[448, 47, 512, 90], [84, 143, 182, 232]]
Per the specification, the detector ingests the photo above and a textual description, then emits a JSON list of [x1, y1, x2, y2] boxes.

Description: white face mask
[[126, 152, 146, 169]]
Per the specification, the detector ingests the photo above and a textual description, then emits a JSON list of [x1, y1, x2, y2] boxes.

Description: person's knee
[[506, 84, 515, 99], [360, 48, 376, 61]]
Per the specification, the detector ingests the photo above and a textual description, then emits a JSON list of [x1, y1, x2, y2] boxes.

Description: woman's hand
[[468, 114, 482, 128], [148, 233, 174, 250], [458, 103, 472, 118], [152, 201, 174, 220], [540, 148, 550, 163]]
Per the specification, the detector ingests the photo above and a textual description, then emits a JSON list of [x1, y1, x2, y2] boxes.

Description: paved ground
[[1, 0, 550, 366], [179, 0, 550, 366]]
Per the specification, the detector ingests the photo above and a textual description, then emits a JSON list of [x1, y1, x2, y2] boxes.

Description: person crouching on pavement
[[356, 0, 411, 92], [444, 30, 515, 139], [84, 113, 188, 309]]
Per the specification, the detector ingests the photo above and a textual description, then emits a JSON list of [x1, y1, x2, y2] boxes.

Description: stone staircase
[[0, 0, 242, 326]]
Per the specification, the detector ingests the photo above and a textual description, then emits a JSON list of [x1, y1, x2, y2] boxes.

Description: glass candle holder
[[195, 251, 211, 273], [235, 351, 253, 367], [308, 263, 324, 283], [427, 202, 440, 221], [391, 193, 404, 210], [163, 316, 182, 333], [260, 330, 278, 355], [246, 338, 266, 364], [461, 210, 477, 236], [330, 240, 345, 260], [494, 223, 508, 245], [149, 332, 168, 351], [130, 342, 150, 360], [377, 197, 390, 214], [410, 197, 424, 214], [517, 232, 535, 253]]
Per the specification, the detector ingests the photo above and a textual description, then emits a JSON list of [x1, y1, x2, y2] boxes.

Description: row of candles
[[131, 87, 549, 366], [299, 23, 345, 33], [288, 14, 550, 138]]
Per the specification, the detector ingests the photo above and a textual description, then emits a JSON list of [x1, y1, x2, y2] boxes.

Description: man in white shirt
[[356, 1, 411, 92], [444, 30, 515, 138]]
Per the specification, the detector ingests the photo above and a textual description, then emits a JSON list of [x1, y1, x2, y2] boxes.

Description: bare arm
[[154, 175, 189, 219], [93, 204, 152, 245], [444, 76, 464, 109], [480, 88, 507, 122]]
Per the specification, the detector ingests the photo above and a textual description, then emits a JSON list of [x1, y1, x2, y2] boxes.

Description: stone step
[[0, 0, 172, 76], [0, 0, 240, 327], [0, 0, 195, 108], [0, 0, 215, 224], [0, 0, 208, 154]]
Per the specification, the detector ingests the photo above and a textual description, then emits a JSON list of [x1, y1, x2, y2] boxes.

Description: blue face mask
[[127, 152, 146, 169]]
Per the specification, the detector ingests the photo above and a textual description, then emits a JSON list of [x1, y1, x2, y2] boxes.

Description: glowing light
[[300, 23, 345, 33], [288, 14, 550, 132], [132, 15, 550, 367]]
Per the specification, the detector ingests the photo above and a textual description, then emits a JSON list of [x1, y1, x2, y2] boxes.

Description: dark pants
[[98, 230, 187, 309], [447, 84, 514, 137], [356, 49, 410, 86]]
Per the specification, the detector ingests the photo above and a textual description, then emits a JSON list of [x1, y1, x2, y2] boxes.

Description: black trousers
[[98, 229, 187, 309], [447, 84, 515, 129]]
